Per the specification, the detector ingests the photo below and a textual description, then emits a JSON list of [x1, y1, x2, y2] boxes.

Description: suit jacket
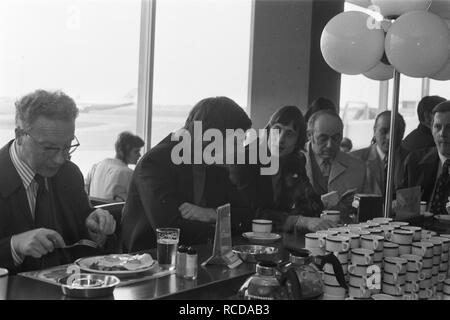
[[351, 144, 408, 197], [121, 134, 253, 252], [303, 143, 366, 198], [0, 141, 100, 273], [401, 123, 434, 152], [402, 147, 441, 203]]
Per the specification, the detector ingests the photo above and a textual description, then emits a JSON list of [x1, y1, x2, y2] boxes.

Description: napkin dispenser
[[353, 194, 383, 222]]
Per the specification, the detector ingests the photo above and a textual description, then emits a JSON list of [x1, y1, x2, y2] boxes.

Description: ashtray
[[59, 273, 120, 298], [232, 245, 279, 263]]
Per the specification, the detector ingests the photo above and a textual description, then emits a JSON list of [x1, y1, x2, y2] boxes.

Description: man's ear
[[15, 127, 24, 145]]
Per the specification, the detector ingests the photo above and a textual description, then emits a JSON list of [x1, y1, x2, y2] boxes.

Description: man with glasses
[[0, 90, 116, 273], [304, 110, 366, 222]]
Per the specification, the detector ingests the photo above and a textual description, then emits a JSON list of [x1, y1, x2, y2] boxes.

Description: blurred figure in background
[[352, 111, 407, 198], [340, 137, 353, 153], [402, 95, 446, 152], [304, 97, 337, 124], [85, 131, 144, 202]]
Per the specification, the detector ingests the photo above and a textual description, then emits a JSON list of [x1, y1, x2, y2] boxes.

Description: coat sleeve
[[134, 155, 215, 246]]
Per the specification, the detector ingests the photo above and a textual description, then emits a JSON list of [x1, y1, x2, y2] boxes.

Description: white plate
[[242, 232, 282, 244], [75, 254, 157, 276], [435, 215, 450, 223]]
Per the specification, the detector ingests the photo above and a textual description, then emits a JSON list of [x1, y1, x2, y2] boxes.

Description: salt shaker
[[175, 245, 187, 278], [185, 247, 198, 280]]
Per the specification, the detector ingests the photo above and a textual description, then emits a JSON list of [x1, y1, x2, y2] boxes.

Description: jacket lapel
[[303, 143, 314, 186], [328, 152, 348, 185], [0, 140, 34, 228]]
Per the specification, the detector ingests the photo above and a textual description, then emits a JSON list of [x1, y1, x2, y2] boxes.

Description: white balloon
[[321, 11, 385, 75], [429, 0, 450, 20], [363, 62, 394, 81], [431, 60, 450, 81], [385, 11, 450, 78], [346, 0, 372, 8], [371, 0, 432, 17]]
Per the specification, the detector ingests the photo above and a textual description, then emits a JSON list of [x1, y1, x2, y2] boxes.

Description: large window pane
[[0, 0, 141, 176], [151, 0, 252, 146]]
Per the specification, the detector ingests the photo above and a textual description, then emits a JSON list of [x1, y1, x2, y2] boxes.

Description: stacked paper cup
[[305, 220, 450, 300]]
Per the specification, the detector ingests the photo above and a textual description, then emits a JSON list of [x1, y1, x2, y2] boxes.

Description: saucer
[[242, 232, 282, 244]]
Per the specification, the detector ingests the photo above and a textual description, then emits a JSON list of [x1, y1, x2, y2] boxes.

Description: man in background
[[85, 131, 144, 202]]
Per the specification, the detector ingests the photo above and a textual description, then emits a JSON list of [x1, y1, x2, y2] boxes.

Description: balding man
[[303, 110, 366, 220], [0, 90, 116, 273]]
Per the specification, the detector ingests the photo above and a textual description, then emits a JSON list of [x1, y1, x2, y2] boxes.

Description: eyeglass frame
[[21, 130, 80, 156]]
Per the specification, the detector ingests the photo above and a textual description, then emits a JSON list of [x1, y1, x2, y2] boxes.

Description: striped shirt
[[9, 140, 42, 265]]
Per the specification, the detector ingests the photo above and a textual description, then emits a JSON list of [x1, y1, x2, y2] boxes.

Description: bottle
[[175, 245, 187, 278], [185, 247, 198, 280]]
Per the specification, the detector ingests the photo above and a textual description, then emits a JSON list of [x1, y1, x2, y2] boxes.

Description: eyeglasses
[[24, 131, 80, 156]]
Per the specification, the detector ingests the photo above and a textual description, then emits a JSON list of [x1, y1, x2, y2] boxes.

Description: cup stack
[[443, 279, 450, 300], [431, 236, 450, 283], [400, 254, 424, 299], [323, 234, 350, 299], [388, 229, 414, 255], [382, 257, 407, 298]]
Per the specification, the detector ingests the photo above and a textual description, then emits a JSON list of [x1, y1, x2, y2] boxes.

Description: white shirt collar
[[376, 144, 386, 162], [437, 152, 450, 168]]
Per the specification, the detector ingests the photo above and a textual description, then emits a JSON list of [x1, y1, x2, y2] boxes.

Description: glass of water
[[156, 228, 180, 270]]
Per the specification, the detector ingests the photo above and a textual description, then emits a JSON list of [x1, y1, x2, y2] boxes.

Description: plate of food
[[75, 253, 157, 276], [242, 232, 282, 244]]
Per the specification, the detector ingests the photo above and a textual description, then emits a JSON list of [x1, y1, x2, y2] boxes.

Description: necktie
[[321, 159, 331, 178], [383, 154, 388, 185], [33, 174, 62, 268], [430, 159, 450, 216]]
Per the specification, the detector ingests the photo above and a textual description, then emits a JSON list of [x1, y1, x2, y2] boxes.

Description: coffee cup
[[382, 282, 404, 296], [348, 263, 370, 277], [339, 232, 360, 249], [443, 279, 450, 295], [380, 225, 395, 240], [361, 235, 384, 251], [316, 230, 339, 239], [432, 236, 450, 253], [320, 210, 341, 224], [348, 284, 371, 299], [328, 250, 349, 264], [433, 255, 441, 266], [383, 242, 399, 258], [383, 271, 406, 285], [351, 248, 374, 265], [398, 244, 412, 255], [388, 229, 414, 245], [348, 273, 368, 288], [441, 252, 449, 262], [252, 219, 272, 235], [422, 256, 433, 268], [400, 254, 423, 272], [369, 228, 384, 237], [439, 262, 449, 272], [401, 226, 422, 242], [373, 250, 384, 262], [421, 267, 433, 278], [406, 270, 426, 282], [424, 239, 443, 256], [384, 257, 407, 274], [419, 276, 433, 289], [305, 233, 326, 250], [405, 280, 420, 293], [325, 235, 350, 252], [412, 242, 434, 258], [421, 229, 437, 240]]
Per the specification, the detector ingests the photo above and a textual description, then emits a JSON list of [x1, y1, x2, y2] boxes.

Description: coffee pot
[[238, 249, 347, 300]]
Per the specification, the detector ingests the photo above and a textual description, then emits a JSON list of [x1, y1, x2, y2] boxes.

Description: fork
[[60, 239, 99, 249]]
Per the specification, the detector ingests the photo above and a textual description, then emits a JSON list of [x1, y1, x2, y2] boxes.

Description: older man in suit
[[121, 97, 254, 252], [0, 90, 116, 273], [304, 110, 366, 220], [352, 111, 408, 198], [403, 101, 450, 216]]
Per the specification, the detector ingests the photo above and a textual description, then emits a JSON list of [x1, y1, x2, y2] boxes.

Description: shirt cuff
[[10, 236, 24, 266]]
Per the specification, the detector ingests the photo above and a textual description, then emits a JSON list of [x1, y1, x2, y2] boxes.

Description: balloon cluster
[[321, 0, 450, 81]]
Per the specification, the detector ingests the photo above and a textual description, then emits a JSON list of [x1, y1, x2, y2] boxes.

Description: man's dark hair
[[115, 131, 144, 161], [432, 100, 450, 116], [307, 109, 343, 134], [371, 111, 406, 146], [304, 97, 337, 124], [266, 105, 307, 153], [417, 96, 446, 123], [183, 96, 251, 134]]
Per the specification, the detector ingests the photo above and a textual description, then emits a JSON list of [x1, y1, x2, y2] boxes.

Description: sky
[[0, 0, 251, 107]]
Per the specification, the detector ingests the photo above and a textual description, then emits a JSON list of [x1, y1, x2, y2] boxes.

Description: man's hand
[[86, 209, 116, 245], [303, 217, 337, 232], [12, 228, 65, 259], [178, 202, 216, 223]]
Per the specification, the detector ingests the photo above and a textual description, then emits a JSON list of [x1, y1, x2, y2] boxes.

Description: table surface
[[5, 232, 305, 300]]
